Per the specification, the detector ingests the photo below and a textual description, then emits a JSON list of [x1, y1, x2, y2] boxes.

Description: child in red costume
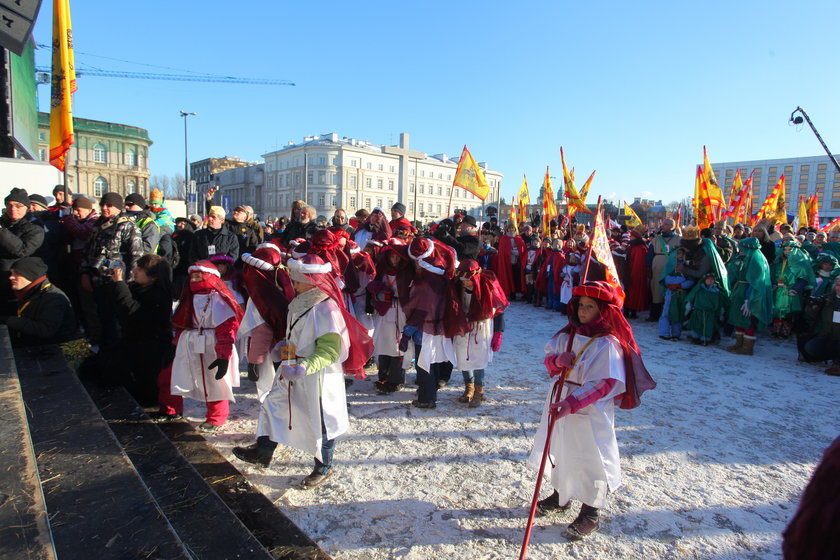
[[153, 260, 244, 432]]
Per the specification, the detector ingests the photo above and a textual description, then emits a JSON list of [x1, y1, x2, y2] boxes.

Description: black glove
[[247, 362, 259, 382], [208, 358, 229, 380], [398, 333, 410, 352]]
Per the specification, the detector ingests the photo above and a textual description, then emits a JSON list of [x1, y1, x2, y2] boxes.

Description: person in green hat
[[726, 237, 773, 355], [769, 240, 815, 338], [811, 253, 840, 298], [686, 273, 728, 345]]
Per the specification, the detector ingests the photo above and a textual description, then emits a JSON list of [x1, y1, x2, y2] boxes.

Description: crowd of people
[[5, 183, 837, 541]]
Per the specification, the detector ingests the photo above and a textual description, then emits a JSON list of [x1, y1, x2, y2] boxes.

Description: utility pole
[[180, 110, 197, 213]]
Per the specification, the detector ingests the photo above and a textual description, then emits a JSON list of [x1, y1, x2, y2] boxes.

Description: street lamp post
[[180, 110, 197, 214]]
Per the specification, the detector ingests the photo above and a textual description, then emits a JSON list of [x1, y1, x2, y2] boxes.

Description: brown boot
[[469, 385, 484, 408], [726, 333, 744, 353], [457, 382, 475, 403], [734, 335, 755, 355], [825, 363, 840, 376]]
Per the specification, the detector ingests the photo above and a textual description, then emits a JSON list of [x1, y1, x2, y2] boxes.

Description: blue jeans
[[658, 289, 682, 338], [462, 368, 485, 387]]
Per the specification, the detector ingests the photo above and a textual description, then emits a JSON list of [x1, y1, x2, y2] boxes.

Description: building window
[[126, 179, 136, 192], [420, 184, 425, 194], [446, 187, 451, 196], [365, 197, 371, 209], [409, 202, 414, 211], [377, 178, 383, 189], [438, 173, 443, 179], [93, 144, 107, 163], [319, 156, 326, 165], [308, 193, 314, 205], [125, 149, 137, 166], [332, 195, 338, 207], [447, 174, 452, 180], [351, 159, 357, 167], [437, 203, 442, 215], [367, 162, 372, 170], [378, 164, 384, 171], [455, 189, 460, 198], [420, 170, 425, 177], [332, 156, 340, 166], [409, 182, 415, 193], [389, 165, 395, 173], [387, 199, 393, 209], [94, 177, 108, 197], [349, 196, 356, 208], [409, 168, 415, 176], [318, 194, 325, 207], [318, 171, 326, 184], [38, 148, 46, 161], [427, 203, 432, 212], [437, 186, 442, 196], [366, 178, 372, 188], [349, 175, 357, 187], [307, 171, 314, 184]]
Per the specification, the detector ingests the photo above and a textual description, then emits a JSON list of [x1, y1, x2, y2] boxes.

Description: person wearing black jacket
[[107, 254, 174, 405], [281, 205, 319, 245], [1, 256, 80, 348], [188, 206, 239, 264], [454, 215, 481, 261], [0, 188, 45, 314], [171, 218, 195, 297]]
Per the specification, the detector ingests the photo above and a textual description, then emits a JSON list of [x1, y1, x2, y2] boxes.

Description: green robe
[[701, 238, 730, 298], [687, 283, 727, 341], [770, 245, 815, 318], [727, 237, 773, 330]]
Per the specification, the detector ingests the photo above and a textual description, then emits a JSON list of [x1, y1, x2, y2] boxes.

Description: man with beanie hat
[[124, 193, 161, 253], [390, 202, 413, 232], [60, 196, 100, 339], [79, 192, 143, 348], [0, 188, 45, 314], [50, 185, 72, 213], [1, 256, 80, 347], [188, 205, 239, 265], [28, 193, 66, 292]]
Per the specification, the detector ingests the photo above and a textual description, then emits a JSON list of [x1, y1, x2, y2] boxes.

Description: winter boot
[[536, 490, 571, 515], [734, 335, 755, 355], [566, 504, 600, 540], [726, 333, 744, 353], [646, 302, 663, 322], [825, 363, 840, 376], [457, 382, 475, 403], [232, 443, 273, 468], [469, 386, 484, 408]]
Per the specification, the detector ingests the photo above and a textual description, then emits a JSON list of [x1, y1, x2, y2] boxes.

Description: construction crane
[[35, 67, 295, 86]]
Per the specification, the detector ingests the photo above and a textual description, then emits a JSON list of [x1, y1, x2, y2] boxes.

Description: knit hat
[[124, 193, 146, 208], [461, 215, 477, 227], [28, 194, 49, 210], [5, 187, 30, 207], [52, 185, 72, 196], [72, 196, 93, 210], [391, 202, 406, 216], [100, 192, 124, 210], [10, 256, 48, 281], [149, 188, 164, 205]]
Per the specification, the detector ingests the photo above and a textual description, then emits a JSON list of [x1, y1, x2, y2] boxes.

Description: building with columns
[[255, 132, 502, 222], [36, 112, 152, 198]]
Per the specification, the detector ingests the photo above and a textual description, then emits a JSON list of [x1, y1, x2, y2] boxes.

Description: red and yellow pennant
[[517, 175, 530, 224], [820, 215, 840, 232], [797, 195, 808, 230], [453, 145, 490, 201], [807, 193, 820, 229], [694, 165, 714, 228], [756, 175, 786, 224], [588, 198, 625, 302], [49, 0, 78, 172], [508, 196, 518, 233], [703, 146, 727, 221]]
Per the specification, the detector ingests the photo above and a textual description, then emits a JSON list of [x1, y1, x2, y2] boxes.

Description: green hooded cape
[[727, 237, 773, 330]]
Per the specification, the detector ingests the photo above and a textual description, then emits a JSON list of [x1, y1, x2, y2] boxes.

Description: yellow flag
[[453, 145, 490, 201], [623, 201, 642, 228], [508, 196, 518, 233], [579, 170, 596, 201], [589, 200, 625, 302], [542, 167, 557, 233], [703, 146, 726, 220], [49, 0, 77, 172], [561, 147, 592, 216], [797, 195, 808, 228], [517, 175, 530, 205], [756, 175, 786, 224]]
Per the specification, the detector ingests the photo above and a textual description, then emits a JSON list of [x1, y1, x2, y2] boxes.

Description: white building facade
[[711, 154, 840, 222], [213, 163, 264, 214], [258, 132, 503, 222]]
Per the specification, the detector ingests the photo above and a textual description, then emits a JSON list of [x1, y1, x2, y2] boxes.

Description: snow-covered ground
[[188, 301, 840, 560]]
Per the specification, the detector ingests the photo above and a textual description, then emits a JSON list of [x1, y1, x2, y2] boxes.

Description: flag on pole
[[623, 201, 642, 228], [509, 196, 518, 233], [724, 169, 745, 219], [453, 145, 490, 200], [49, 0, 77, 172], [674, 202, 682, 226], [819, 215, 840, 232], [517, 176, 530, 224], [542, 167, 558, 233], [756, 175, 786, 224], [808, 193, 820, 229], [694, 166, 714, 228], [589, 198, 625, 303], [703, 146, 727, 220], [561, 148, 592, 217], [797, 195, 808, 230], [580, 170, 595, 201]]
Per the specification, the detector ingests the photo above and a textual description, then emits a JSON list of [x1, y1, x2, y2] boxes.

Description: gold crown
[[682, 225, 700, 240]]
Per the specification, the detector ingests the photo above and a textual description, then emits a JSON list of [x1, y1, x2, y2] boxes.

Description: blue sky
[[33, 0, 840, 205]]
